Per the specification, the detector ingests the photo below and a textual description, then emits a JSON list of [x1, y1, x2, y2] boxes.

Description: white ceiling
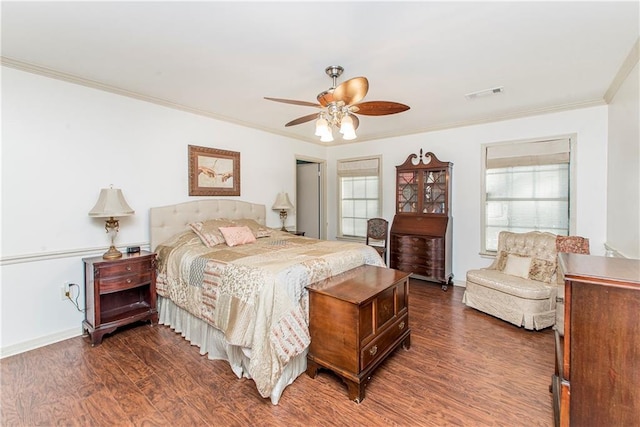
[[2, 1, 638, 145]]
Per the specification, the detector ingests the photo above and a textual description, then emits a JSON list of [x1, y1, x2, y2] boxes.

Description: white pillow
[[503, 254, 532, 279]]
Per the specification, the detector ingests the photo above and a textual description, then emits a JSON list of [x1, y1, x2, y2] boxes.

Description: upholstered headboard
[[149, 199, 266, 251]]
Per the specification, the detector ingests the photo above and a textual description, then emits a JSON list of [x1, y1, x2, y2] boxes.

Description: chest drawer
[[361, 314, 409, 370]]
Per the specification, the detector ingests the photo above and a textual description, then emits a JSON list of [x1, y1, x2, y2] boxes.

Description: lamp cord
[[66, 283, 86, 313]]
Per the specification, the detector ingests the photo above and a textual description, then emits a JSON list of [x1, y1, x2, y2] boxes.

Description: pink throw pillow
[[219, 226, 256, 247]]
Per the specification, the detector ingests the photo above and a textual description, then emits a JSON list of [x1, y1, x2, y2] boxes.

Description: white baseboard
[[0, 327, 84, 359], [452, 278, 466, 287]]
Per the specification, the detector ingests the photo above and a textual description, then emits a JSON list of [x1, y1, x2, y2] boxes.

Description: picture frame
[[188, 145, 240, 196]]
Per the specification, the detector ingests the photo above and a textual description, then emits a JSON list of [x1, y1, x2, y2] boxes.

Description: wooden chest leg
[[306, 359, 319, 378], [346, 379, 365, 403], [402, 333, 411, 350]]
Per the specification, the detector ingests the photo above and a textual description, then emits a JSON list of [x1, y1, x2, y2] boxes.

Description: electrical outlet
[[61, 282, 71, 301]]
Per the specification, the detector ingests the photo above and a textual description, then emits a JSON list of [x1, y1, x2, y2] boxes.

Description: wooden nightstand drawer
[[99, 271, 153, 294], [94, 258, 153, 278]]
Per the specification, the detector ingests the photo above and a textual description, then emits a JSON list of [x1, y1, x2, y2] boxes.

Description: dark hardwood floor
[[1, 281, 554, 426]]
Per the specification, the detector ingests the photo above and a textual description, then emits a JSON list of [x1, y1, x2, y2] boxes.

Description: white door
[[296, 162, 322, 239]]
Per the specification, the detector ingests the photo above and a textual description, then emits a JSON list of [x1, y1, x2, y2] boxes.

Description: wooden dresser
[[553, 253, 640, 427], [390, 150, 453, 289], [306, 265, 411, 403]]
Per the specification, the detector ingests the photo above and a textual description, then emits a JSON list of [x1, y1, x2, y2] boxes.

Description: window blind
[[338, 157, 381, 238], [337, 158, 380, 177], [483, 137, 571, 252], [486, 138, 570, 169]]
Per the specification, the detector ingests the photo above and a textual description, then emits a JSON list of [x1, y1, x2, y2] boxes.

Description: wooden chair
[[366, 218, 389, 264]]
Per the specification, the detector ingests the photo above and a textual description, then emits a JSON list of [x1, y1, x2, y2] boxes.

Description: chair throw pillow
[[529, 258, 556, 283], [502, 254, 532, 279]]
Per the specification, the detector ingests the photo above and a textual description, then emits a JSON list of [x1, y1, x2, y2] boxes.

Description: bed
[[149, 199, 384, 404]]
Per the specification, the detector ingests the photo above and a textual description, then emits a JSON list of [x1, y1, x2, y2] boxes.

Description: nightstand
[[82, 251, 157, 345]]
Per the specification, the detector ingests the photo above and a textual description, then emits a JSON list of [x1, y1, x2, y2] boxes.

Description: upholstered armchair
[[463, 231, 590, 331], [463, 231, 560, 330]]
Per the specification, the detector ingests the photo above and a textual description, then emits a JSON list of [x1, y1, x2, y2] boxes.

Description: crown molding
[[604, 37, 640, 104], [0, 56, 316, 143], [0, 56, 612, 147]]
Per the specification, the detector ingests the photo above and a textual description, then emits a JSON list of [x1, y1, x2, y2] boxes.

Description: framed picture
[[188, 145, 240, 196]]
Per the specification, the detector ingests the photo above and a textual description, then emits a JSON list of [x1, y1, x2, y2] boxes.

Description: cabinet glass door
[[398, 171, 418, 213], [422, 170, 447, 214]]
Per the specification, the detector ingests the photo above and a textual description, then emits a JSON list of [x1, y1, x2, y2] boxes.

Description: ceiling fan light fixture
[[339, 114, 357, 140], [265, 65, 409, 143], [339, 114, 353, 134], [342, 129, 357, 141], [314, 116, 329, 136], [320, 127, 334, 142]]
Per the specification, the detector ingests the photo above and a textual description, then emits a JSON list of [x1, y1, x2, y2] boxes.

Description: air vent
[[465, 86, 504, 100]]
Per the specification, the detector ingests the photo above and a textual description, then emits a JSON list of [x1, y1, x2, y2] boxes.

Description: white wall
[[607, 60, 640, 258], [326, 106, 610, 282], [0, 67, 326, 355], [0, 63, 628, 356]]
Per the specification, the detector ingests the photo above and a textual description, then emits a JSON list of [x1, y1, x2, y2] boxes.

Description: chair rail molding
[[0, 242, 150, 266]]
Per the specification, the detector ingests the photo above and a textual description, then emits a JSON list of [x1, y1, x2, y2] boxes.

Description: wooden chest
[[306, 265, 411, 402]]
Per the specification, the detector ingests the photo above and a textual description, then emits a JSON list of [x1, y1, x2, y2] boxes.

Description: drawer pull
[[126, 266, 132, 271], [369, 345, 378, 356], [126, 279, 132, 284], [399, 321, 405, 330]]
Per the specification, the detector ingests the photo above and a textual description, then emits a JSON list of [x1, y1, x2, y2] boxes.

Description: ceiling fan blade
[[332, 77, 369, 106], [316, 89, 334, 107], [285, 112, 319, 127], [264, 97, 321, 108], [352, 101, 410, 116]]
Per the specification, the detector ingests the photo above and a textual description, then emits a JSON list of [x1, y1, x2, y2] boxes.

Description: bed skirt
[[157, 295, 307, 405]]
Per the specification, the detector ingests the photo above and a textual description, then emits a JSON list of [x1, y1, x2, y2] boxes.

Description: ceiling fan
[[265, 65, 410, 142]]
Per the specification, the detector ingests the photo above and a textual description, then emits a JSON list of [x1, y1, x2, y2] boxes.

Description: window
[[338, 156, 381, 238], [481, 137, 572, 252]]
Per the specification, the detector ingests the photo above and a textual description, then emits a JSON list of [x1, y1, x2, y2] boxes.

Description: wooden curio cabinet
[[390, 150, 453, 290]]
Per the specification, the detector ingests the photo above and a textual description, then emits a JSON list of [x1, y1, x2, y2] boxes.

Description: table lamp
[[89, 186, 134, 259], [272, 192, 294, 232]]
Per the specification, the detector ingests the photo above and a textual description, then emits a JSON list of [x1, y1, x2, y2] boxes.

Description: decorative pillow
[[502, 254, 532, 279], [556, 235, 590, 254], [219, 226, 256, 247], [231, 218, 273, 238], [529, 258, 556, 283], [189, 219, 235, 247]]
